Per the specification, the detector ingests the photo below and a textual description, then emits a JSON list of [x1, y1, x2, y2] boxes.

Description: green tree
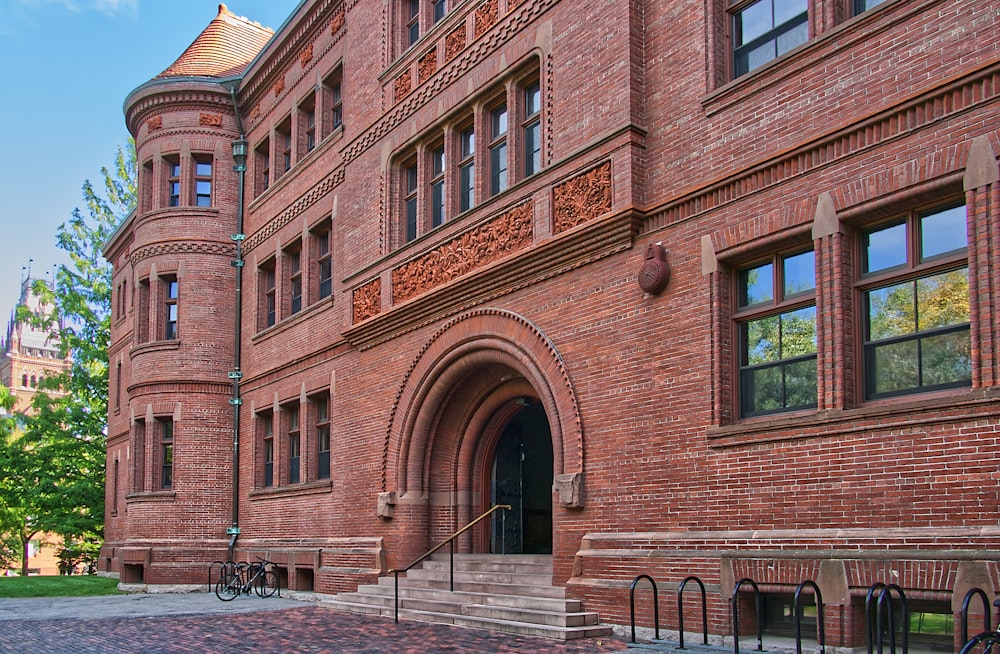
[[0, 383, 33, 573], [8, 141, 136, 573]]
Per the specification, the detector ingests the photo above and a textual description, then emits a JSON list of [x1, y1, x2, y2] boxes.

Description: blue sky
[[0, 0, 296, 321]]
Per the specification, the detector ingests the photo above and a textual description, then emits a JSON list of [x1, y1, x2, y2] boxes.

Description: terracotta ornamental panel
[[391, 201, 533, 304], [552, 161, 612, 233], [352, 278, 382, 323]]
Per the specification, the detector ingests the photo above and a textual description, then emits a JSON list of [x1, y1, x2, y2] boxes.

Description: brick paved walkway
[[4, 604, 631, 653]]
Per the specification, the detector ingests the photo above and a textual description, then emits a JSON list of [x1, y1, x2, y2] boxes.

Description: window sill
[[707, 386, 1000, 449], [249, 478, 332, 500], [125, 490, 176, 503], [251, 295, 333, 342]]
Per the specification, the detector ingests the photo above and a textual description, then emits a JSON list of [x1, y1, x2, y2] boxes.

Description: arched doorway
[[490, 400, 553, 554]]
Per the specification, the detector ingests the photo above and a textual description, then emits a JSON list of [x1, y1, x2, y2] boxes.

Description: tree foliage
[[2, 141, 136, 574]]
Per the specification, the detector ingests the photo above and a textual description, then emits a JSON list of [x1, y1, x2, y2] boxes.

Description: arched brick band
[[382, 307, 583, 499]]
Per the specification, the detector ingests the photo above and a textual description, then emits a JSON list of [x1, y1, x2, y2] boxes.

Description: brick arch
[[382, 307, 583, 499]]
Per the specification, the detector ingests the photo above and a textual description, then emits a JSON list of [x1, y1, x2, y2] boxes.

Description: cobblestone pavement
[[0, 593, 632, 653]]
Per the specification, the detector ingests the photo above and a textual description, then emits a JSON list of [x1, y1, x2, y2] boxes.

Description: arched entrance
[[382, 308, 585, 563], [489, 400, 553, 554]]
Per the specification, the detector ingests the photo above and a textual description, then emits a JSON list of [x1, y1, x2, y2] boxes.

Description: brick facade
[[102, 0, 1000, 646]]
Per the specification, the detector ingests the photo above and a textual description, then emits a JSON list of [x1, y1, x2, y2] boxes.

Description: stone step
[[424, 554, 553, 575], [403, 567, 553, 586], [352, 583, 580, 612], [335, 592, 598, 627], [375, 575, 567, 598]]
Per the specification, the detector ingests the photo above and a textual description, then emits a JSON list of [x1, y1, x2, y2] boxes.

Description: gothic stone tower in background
[[101, 6, 273, 584], [0, 275, 70, 416]]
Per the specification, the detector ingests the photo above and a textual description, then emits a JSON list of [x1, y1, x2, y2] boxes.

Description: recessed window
[[323, 67, 344, 135], [489, 103, 509, 197], [404, 160, 419, 242], [261, 413, 274, 488], [287, 404, 300, 485], [736, 249, 817, 417], [276, 117, 292, 178], [430, 145, 446, 228], [284, 242, 303, 316], [432, 0, 446, 23], [259, 260, 276, 329], [315, 395, 330, 480], [163, 276, 178, 340], [860, 204, 970, 399], [166, 156, 181, 206], [459, 125, 475, 213], [300, 95, 317, 154], [255, 138, 271, 196], [732, 0, 808, 77], [159, 418, 173, 491], [313, 222, 333, 300], [406, 0, 420, 46], [853, 0, 887, 15], [523, 81, 542, 177], [194, 157, 212, 207]]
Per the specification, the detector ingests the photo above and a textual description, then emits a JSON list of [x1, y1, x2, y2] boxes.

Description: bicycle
[[215, 558, 280, 601]]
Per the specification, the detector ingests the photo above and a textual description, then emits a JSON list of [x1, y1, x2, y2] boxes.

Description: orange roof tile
[[155, 3, 274, 80]]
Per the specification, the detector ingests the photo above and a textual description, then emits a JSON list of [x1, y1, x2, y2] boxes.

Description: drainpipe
[[227, 82, 248, 562]]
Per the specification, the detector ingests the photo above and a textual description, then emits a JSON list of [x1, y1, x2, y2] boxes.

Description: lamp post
[[228, 137, 248, 561]]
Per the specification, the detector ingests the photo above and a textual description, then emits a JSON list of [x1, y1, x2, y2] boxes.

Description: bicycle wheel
[[215, 572, 242, 601], [255, 570, 279, 598]]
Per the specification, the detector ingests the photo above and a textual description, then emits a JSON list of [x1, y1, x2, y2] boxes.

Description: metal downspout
[[227, 83, 247, 562]]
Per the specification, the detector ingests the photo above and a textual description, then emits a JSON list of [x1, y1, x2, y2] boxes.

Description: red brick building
[[102, 0, 1000, 647]]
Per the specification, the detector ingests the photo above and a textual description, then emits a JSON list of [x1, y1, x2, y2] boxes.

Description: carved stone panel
[[352, 278, 382, 323], [330, 8, 345, 35], [445, 25, 466, 62], [199, 113, 223, 127], [418, 49, 437, 85], [394, 71, 412, 103], [299, 43, 314, 67], [147, 116, 163, 131], [391, 201, 533, 304], [475, 0, 499, 39], [553, 161, 612, 234]]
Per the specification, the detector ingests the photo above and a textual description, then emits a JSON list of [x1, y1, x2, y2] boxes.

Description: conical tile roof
[[155, 3, 274, 79]]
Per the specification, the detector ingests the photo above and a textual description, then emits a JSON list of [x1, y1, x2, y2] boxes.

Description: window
[[404, 161, 419, 242], [459, 125, 475, 213], [163, 276, 178, 340], [287, 405, 300, 484], [159, 418, 173, 491], [286, 243, 303, 315], [736, 249, 817, 417], [732, 0, 808, 77], [489, 103, 508, 197], [406, 0, 420, 46], [860, 204, 970, 399], [256, 138, 270, 195], [166, 156, 181, 206], [313, 223, 333, 300], [300, 95, 317, 154], [276, 117, 292, 178], [260, 260, 276, 329], [314, 395, 330, 480], [260, 414, 274, 488], [323, 67, 344, 135], [430, 144, 446, 228], [194, 156, 212, 207], [523, 81, 542, 177], [853, 0, 887, 15]]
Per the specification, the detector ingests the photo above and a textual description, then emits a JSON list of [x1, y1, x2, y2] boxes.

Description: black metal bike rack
[[959, 629, 1000, 654], [865, 582, 908, 654], [630, 574, 660, 643], [677, 575, 709, 649], [793, 579, 825, 654], [961, 587, 992, 645], [732, 577, 763, 654]]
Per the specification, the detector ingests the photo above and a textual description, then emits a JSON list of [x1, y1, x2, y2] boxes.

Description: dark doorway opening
[[490, 400, 553, 554]]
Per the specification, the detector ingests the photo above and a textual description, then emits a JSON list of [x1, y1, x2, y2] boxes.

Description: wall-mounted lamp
[[231, 138, 249, 173], [637, 243, 670, 295]]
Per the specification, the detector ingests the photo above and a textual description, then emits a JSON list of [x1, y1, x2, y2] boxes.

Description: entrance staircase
[[326, 554, 613, 640]]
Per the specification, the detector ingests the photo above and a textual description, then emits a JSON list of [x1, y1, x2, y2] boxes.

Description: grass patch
[[0, 575, 121, 598]]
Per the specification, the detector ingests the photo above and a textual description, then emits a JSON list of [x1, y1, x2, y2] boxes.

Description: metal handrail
[[388, 504, 511, 623]]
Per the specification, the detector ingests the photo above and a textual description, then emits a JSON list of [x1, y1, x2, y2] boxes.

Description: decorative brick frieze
[[352, 278, 382, 323], [552, 161, 613, 233], [391, 202, 533, 304]]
